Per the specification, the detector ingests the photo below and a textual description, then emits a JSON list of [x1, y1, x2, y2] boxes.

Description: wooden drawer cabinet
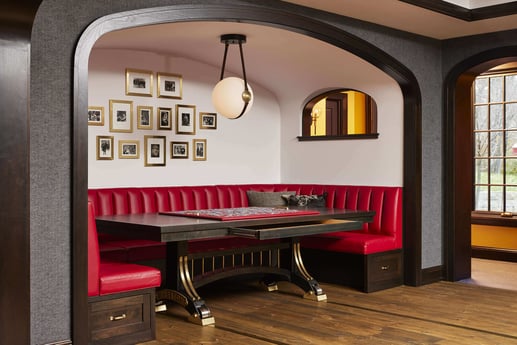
[[88, 288, 156, 345], [365, 250, 403, 292]]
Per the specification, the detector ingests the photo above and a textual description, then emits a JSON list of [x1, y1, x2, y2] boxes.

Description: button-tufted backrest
[[88, 184, 402, 247]]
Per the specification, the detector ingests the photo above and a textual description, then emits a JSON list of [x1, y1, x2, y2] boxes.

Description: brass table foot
[[303, 291, 327, 301]]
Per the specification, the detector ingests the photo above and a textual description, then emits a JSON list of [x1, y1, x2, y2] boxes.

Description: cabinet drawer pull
[[110, 313, 127, 321], [381, 265, 390, 270]]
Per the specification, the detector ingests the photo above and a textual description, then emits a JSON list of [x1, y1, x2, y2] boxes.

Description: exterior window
[[298, 89, 378, 141], [473, 70, 517, 214]]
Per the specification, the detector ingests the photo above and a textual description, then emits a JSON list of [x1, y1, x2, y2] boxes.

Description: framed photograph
[[144, 135, 166, 166], [96, 136, 114, 160], [193, 139, 207, 161], [125, 68, 153, 97], [88, 106, 104, 126], [109, 99, 133, 133], [157, 72, 182, 99], [137, 105, 153, 130], [199, 112, 217, 130], [176, 104, 196, 135], [118, 140, 139, 159], [171, 141, 189, 159], [158, 107, 173, 130]]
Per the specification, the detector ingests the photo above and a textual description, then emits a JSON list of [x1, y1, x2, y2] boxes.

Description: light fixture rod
[[218, 34, 247, 82], [219, 43, 230, 80], [238, 41, 249, 94], [214, 34, 252, 120]]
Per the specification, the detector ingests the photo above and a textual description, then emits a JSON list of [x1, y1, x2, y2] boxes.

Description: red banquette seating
[[88, 201, 161, 345], [88, 184, 403, 292]]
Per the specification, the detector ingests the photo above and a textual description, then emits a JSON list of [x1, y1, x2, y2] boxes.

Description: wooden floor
[[459, 258, 517, 290], [140, 259, 517, 344]]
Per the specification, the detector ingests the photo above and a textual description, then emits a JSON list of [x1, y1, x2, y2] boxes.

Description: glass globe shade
[[212, 77, 254, 119]]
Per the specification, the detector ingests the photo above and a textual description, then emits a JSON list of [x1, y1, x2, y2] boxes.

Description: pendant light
[[211, 34, 253, 119]]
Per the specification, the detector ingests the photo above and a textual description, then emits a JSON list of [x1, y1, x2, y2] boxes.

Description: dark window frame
[[298, 88, 379, 141], [472, 68, 517, 225]]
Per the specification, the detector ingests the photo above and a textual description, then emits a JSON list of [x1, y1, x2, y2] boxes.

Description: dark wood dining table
[[96, 207, 374, 325]]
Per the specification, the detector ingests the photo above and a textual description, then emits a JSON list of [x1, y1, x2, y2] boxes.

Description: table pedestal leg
[[158, 241, 215, 326], [285, 239, 327, 301]]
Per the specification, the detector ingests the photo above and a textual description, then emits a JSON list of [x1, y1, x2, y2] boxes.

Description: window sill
[[472, 212, 517, 227], [297, 133, 379, 141]]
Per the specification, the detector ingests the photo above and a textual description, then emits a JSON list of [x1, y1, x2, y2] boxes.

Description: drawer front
[[89, 293, 151, 342], [368, 251, 402, 283]]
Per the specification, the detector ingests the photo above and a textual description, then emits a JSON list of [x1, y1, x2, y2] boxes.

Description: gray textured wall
[[30, 0, 444, 342], [442, 29, 517, 75]]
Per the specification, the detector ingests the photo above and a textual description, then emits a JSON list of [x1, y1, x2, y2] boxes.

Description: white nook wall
[[88, 47, 403, 189], [88, 49, 281, 188]]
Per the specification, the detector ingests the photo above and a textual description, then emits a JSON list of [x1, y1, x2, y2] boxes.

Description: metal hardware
[[110, 314, 126, 321]]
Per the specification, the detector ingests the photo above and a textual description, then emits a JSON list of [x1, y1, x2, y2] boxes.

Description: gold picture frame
[[158, 107, 173, 130], [109, 99, 133, 133], [193, 139, 207, 161], [118, 140, 139, 159], [137, 105, 153, 130], [171, 141, 189, 159], [157, 72, 182, 99], [88, 106, 104, 126], [144, 135, 166, 166], [199, 112, 217, 129], [96, 136, 114, 160], [125, 68, 153, 97], [176, 104, 196, 135]]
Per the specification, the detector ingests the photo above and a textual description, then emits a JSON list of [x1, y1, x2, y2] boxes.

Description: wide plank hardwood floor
[[140, 276, 517, 345]]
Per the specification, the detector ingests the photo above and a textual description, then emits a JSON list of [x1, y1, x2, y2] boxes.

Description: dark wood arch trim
[[73, 4, 423, 344], [444, 47, 517, 282], [0, 2, 41, 344]]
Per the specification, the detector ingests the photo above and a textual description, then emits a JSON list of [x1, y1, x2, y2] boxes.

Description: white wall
[[88, 49, 281, 188], [88, 47, 403, 189], [279, 53, 403, 186]]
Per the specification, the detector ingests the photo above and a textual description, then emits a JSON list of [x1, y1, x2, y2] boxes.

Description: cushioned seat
[[88, 201, 162, 296], [99, 261, 162, 295], [302, 230, 398, 255]]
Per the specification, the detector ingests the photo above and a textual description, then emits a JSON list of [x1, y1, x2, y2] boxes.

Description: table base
[[158, 238, 327, 325]]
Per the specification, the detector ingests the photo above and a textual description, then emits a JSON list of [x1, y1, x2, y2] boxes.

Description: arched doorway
[[73, 4, 422, 343], [444, 47, 517, 282]]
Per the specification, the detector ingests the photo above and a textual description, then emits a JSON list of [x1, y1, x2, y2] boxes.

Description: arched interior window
[[299, 89, 379, 141]]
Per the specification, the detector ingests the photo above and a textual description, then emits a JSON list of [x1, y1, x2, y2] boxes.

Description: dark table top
[[95, 207, 374, 242]]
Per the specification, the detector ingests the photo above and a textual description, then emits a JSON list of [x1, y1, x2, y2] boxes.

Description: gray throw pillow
[[247, 190, 295, 207]]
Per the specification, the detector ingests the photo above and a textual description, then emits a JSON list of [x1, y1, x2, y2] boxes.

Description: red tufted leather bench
[[88, 202, 161, 345], [88, 184, 402, 292]]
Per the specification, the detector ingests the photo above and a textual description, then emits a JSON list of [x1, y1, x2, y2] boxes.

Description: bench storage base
[[88, 288, 156, 345], [301, 248, 403, 292]]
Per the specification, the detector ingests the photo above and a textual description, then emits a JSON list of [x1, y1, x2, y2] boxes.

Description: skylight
[[443, 0, 515, 9]]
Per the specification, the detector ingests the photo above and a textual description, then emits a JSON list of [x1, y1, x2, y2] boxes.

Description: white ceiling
[[92, 1, 517, 102], [443, 0, 513, 9], [283, 0, 517, 39]]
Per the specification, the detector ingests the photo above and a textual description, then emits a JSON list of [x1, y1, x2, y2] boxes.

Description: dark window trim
[[472, 69, 517, 213], [472, 211, 517, 227], [301, 88, 378, 138], [297, 133, 379, 141]]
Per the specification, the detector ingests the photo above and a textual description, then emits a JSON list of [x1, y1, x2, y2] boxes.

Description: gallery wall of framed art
[[89, 67, 214, 168], [87, 48, 281, 188]]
